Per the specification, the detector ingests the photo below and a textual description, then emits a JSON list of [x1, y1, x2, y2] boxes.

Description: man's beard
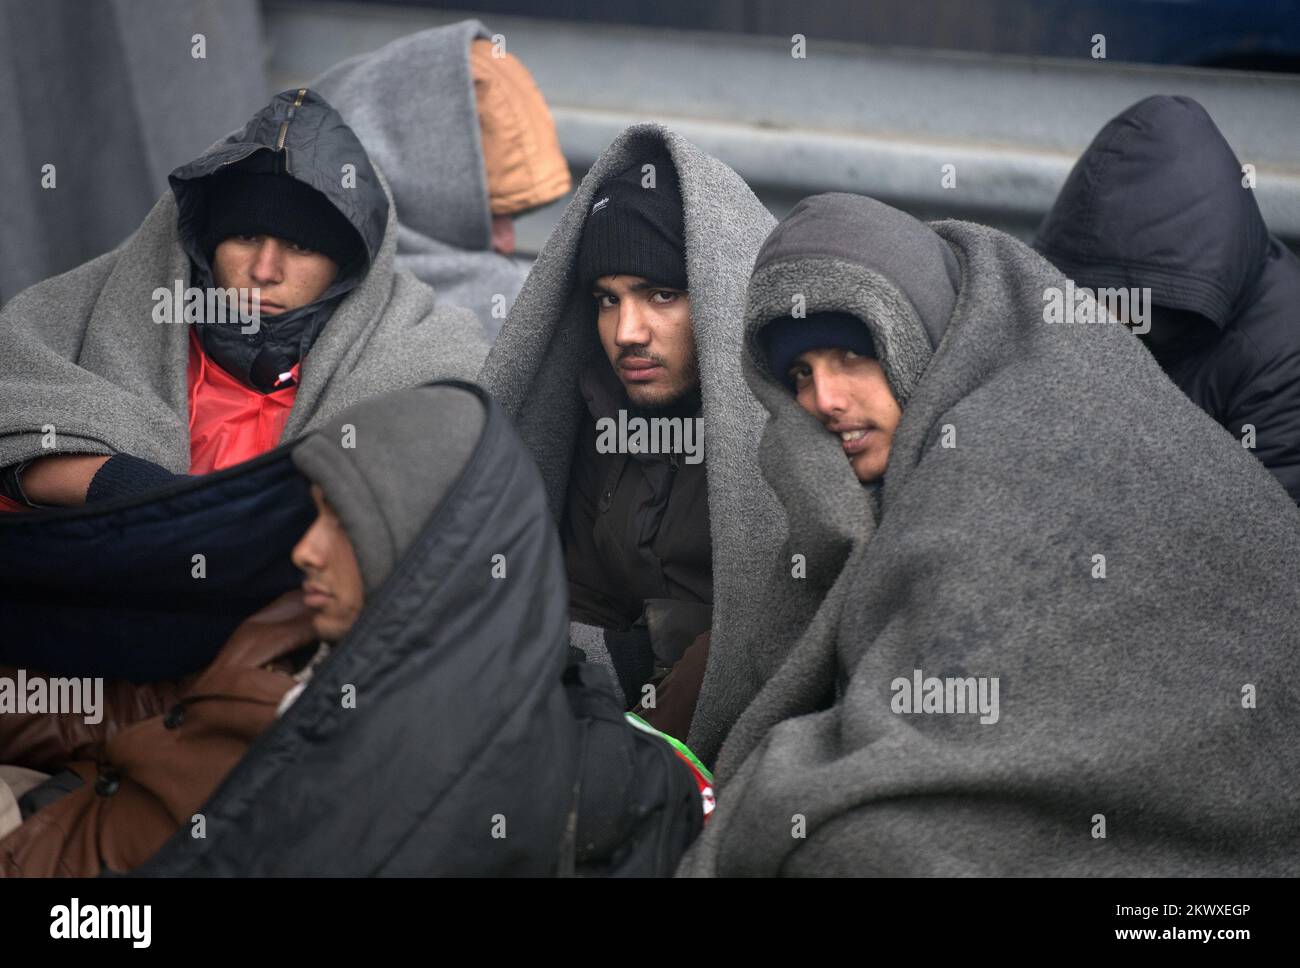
[[623, 353, 701, 418]]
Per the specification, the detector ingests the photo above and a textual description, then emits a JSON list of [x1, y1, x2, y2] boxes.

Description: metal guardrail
[[264, 0, 1300, 253]]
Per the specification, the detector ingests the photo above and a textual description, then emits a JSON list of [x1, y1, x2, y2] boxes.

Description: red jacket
[[186, 329, 299, 474], [0, 333, 298, 513]]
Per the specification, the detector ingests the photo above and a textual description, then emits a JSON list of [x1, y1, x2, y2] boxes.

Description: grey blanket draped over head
[[478, 124, 784, 762], [0, 91, 489, 474], [313, 20, 533, 342], [679, 193, 1300, 876]]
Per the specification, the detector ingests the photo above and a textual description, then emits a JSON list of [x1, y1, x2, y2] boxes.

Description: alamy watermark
[[595, 409, 704, 465], [151, 282, 264, 334], [50, 899, 151, 948], [891, 669, 1000, 724], [1042, 281, 1151, 335], [0, 670, 103, 725]]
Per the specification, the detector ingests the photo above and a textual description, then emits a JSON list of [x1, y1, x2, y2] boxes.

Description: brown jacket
[[0, 591, 316, 876]]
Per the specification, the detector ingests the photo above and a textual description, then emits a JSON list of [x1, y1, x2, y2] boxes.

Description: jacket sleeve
[[0, 592, 313, 771], [0, 666, 184, 773], [1222, 332, 1300, 505], [86, 453, 186, 503]]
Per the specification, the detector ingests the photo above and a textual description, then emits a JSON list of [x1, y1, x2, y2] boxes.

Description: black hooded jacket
[[169, 88, 388, 392], [1035, 95, 1300, 504]]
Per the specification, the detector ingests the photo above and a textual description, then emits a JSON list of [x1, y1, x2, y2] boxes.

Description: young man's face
[[788, 348, 902, 483], [212, 235, 339, 318], [290, 484, 365, 643], [593, 274, 698, 409]]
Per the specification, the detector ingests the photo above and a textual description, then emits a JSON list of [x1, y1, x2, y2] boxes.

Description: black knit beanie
[[201, 170, 363, 268], [576, 155, 687, 293], [763, 311, 877, 392]]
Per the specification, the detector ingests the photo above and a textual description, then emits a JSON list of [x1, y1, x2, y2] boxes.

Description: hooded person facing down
[[313, 20, 571, 342], [1035, 95, 1300, 504], [0, 88, 488, 511], [679, 193, 1300, 877], [479, 125, 782, 754], [0, 384, 488, 874], [1, 382, 706, 876]]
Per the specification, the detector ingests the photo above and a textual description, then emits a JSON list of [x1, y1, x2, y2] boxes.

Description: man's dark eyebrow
[[592, 280, 686, 298], [628, 280, 684, 293]]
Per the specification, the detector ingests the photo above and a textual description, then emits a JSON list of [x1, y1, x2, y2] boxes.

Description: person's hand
[[19, 454, 112, 506]]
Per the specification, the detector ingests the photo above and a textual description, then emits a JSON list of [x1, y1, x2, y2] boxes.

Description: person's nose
[[811, 367, 850, 422], [248, 238, 285, 287], [614, 297, 651, 348], [291, 522, 325, 574]]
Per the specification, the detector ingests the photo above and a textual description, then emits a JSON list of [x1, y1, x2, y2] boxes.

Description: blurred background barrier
[[0, 0, 269, 304], [264, 0, 1300, 260], [4, 0, 1298, 303]]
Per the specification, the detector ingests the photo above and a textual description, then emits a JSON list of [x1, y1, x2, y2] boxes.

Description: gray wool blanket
[[0, 168, 488, 475], [478, 124, 786, 761], [679, 196, 1300, 875], [313, 20, 533, 341]]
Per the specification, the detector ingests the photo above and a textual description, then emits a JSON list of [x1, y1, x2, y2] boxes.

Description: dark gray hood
[[312, 21, 492, 253], [748, 193, 960, 409], [311, 21, 543, 341], [169, 88, 389, 389], [141, 380, 582, 875], [291, 384, 487, 592], [170, 88, 387, 271], [1034, 95, 1270, 330]]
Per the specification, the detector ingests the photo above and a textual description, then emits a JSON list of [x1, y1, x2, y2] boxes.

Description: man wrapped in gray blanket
[[680, 193, 1300, 876]]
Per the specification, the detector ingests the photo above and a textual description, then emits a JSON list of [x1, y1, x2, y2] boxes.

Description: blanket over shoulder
[[680, 194, 1300, 876]]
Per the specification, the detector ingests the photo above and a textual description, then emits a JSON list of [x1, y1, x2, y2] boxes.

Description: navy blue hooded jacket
[[1036, 95, 1300, 504]]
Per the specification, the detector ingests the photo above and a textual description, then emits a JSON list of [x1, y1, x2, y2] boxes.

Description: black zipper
[[274, 88, 309, 173]]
